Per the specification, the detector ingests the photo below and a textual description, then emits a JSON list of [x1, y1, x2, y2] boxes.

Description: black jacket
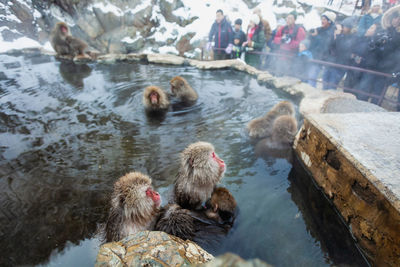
[[208, 18, 234, 50], [309, 24, 335, 61]]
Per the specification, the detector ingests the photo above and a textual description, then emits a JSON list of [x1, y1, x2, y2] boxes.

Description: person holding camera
[[272, 11, 306, 75]]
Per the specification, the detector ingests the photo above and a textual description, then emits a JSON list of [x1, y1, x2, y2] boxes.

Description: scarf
[[247, 26, 258, 41]]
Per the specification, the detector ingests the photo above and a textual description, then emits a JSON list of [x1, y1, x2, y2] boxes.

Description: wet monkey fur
[[170, 76, 198, 103], [205, 187, 237, 224], [247, 101, 295, 139], [143, 86, 170, 112], [50, 22, 87, 57], [271, 115, 298, 145], [155, 187, 237, 241], [104, 172, 161, 242], [174, 142, 225, 210]]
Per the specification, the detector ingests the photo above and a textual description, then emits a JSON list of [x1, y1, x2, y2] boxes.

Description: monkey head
[[182, 141, 226, 182], [205, 187, 237, 224], [273, 101, 295, 117], [143, 86, 169, 110], [56, 22, 69, 37], [111, 172, 161, 221], [170, 76, 185, 96]]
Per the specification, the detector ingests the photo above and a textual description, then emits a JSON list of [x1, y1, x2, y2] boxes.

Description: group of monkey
[[49, 20, 299, 244], [105, 88, 298, 243], [104, 142, 234, 243]]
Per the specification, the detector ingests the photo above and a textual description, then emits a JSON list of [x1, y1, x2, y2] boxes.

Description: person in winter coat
[[357, 5, 400, 105], [207, 9, 234, 60], [232, 18, 246, 59], [242, 14, 266, 68], [253, 7, 272, 43], [272, 11, 306, 75], [293, 39, 318, 86], [357, 0, 383, 37], [322, 17, 358, 89], [308, 11, 337, 86]]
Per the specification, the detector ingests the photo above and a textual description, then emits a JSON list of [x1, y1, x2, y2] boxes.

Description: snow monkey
[[271, 114, 298, 145], [247, 100, 295, 139], [204, 187, 237, 224], [155, 187, 236, 240], [104, 172, 161, 242], [50, 22, 87, 57], [143, 86, 170, 112], [174, 142, 226, 210], [170, 76, 198, 104]]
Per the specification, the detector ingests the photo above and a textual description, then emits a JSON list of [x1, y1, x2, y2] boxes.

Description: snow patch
[[90, 2, 123, 16], [0, 37, 42, 53]]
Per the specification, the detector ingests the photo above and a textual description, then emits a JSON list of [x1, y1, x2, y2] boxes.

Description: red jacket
[[273, 24, 306, 53]]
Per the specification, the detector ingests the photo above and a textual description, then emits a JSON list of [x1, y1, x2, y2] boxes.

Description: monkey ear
[[188, 157, 194, 166], [119, 195, 125, 206]]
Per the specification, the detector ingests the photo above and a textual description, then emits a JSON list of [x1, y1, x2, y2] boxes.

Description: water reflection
[[0, 54, 367, 266], [59, 61, 92, 89]]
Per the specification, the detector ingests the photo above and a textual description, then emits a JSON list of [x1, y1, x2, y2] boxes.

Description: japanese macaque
[[174, 142, 225, 210], [50, 22, 88, 58], [104, 172, 161, 242], [205, 187, 237, 224], [247, 101, 295, 139], [271, 115, 298, 145], [155, 204, 196, 240], [170, 76, 198, 103], [155, 187, 236, 241], [143, 86, 170, 112]]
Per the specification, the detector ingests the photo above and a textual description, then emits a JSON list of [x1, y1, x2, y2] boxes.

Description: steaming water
[[0, 53, 367, 266]]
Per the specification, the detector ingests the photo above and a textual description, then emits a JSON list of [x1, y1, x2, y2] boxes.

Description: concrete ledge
[[294, 113, 400, 265]]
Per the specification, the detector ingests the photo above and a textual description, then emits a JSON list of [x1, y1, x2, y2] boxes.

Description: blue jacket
[[357, 13, 382, 37], [208, 18, 233, 50]]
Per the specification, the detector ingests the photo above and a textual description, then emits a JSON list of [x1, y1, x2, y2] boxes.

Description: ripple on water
[[0, 55, 367, 267]]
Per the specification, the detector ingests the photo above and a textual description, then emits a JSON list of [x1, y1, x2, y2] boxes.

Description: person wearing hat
[[354, 5, 400, 105], [207, 9, 234, 60], [357, 0, 383, 37], [272, 11, 306, 75], [242, 14, 266, 67], [253, 7, 272, 42], [231, 18, 246, 58], [322, 17, 358, 90], [307, 11, 337, 87]]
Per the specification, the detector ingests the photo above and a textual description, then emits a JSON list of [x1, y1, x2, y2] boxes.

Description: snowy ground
[[0, 0, 359, 54]]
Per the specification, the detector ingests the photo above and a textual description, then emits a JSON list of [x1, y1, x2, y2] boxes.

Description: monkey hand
[[225, 44, 233, 54], [206, 42, 213, 51]]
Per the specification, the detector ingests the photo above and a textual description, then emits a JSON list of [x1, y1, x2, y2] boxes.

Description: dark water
[[0, 53, 368, 266]]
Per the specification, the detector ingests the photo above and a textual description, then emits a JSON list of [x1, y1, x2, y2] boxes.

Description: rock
[[322, 97, 387, 113], [4, 62, 22, 69], [147, 53, 186, 65], [95, 231, 213, 267], [97, 54, 128, 64], [267, 76, 301, 90], [285, 82, 319, 98], [299, 90, 356, 115], [92, 7, 122, 33], [294, 113, 400, 265], [257, 72, 274, 83], [197, 253, 272, 267], [189, 59, 236, 69]]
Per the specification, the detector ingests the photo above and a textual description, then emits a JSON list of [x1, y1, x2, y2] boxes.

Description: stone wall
[[294, 113, 400, 265]]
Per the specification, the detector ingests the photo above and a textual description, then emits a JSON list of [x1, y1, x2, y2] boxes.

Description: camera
[[282, 35, 292, 44], [369, 32, 392, 50]]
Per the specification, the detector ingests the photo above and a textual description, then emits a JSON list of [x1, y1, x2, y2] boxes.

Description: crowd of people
[[206, 2, 400, 110]]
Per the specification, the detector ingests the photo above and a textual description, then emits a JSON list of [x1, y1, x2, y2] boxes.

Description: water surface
[[0, 54, 367, 266]]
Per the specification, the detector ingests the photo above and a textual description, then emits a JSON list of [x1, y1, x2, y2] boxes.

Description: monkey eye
[[145, 188, 152, 197], [212, 152, 216, 158]]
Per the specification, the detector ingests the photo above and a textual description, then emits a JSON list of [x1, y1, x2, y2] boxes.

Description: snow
[[43, 41, 55, 52], [90, 2, 123, 16], [0, 36, 42, 53]]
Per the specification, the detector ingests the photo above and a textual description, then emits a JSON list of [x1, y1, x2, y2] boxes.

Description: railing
[[203, 47, 399, 109]]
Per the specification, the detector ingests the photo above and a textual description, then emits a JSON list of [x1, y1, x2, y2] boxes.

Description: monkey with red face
[[174, 142, 226, 210], [50, 22, 88, 58], [104, 172, 161, 242], [143, 86, 170, 113]]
